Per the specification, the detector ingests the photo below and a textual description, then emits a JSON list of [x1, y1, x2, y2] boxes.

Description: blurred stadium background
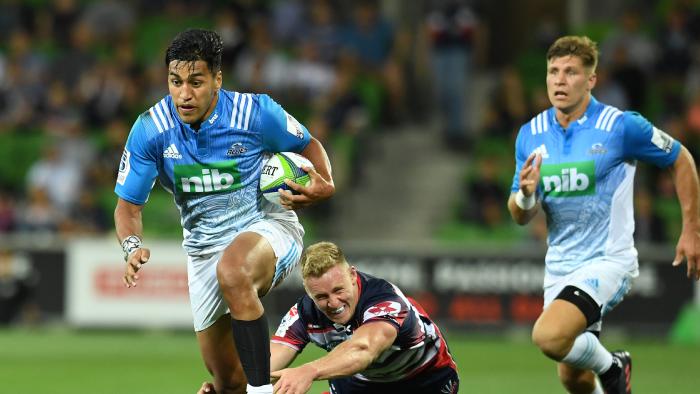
[[1, 0, 699, 392]]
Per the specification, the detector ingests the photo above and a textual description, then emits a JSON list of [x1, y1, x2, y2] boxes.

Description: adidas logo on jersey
[[540, 161, 595, 197], [163, 144, 182, 159]]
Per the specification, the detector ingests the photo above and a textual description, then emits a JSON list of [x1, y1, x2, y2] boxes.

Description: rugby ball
[[260, 152, 313, 205]]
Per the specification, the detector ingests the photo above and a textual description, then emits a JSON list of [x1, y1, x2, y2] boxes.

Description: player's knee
[[216, 255, 254, 292], [531, 324, 571, 360]]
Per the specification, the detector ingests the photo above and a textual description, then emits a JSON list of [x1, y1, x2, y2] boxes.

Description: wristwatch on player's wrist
[[121, 235, 142, 261]]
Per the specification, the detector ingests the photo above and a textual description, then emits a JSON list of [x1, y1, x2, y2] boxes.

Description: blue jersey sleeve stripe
[[600, 108, 620, 131], [230, 92, 240, 128], [595, 106, 612, 129], [603, 111, 623, 132], [153, 101, 170, 131], [160, 99, 175, 128], [148, 107, 164, 133], [237, 94, 251, 129], [243, 94, 253, 130], [542, 111, 549, 132], [529, 111, 548, 135], [235, 94, 245, 128]]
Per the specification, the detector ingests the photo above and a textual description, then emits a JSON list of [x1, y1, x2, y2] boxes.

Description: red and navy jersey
[[272, 271, 457, 382]]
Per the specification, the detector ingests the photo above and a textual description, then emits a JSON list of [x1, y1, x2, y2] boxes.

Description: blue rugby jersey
[[115, 90, 311, 255], [511, 96, 680, 275], [272, 272, 457, 383]]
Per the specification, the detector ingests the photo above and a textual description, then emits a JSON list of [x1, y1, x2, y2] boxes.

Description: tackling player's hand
[[123, 247, 150, 288], [278, 166, 335, 210], [673, 226, 700, 281], [271, 364, 317, 394], [519, 152, 542, 197]]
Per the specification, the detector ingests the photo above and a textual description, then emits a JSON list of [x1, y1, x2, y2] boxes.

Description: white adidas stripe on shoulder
[[230, 92, 254, 130], [594, 105, 623, 132], [148, 98, 175, 133], [529, 110, 549, 135]]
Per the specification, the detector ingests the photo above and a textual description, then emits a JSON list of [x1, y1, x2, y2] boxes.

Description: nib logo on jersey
[[540, 161, 596, 197], [174, 161, 242, 193]]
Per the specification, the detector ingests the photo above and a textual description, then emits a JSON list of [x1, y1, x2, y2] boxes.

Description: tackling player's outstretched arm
[[670, 145, 700, 280], [114, 198, 150, 288], [270, 342, 299, 373], [508, 152, 542, 225], [271, 321, 397, 394]]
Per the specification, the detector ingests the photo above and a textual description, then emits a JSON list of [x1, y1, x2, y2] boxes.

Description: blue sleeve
[[114, 115, 159, 205], [510, 127, 529, 193], [622, 112, 680, 168], [256, 94, 311, 153]]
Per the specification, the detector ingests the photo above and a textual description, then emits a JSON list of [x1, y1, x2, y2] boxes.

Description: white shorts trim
[[187, 218, 304, 332]]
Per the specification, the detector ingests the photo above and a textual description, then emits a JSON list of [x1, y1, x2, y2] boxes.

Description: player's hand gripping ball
[[260, 152, 314, 206]]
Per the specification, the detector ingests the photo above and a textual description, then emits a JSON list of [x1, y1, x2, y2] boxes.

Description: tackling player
[[508, 35, 700, 394], [200, 241, 459, 394], [114, 29, 335, 394]]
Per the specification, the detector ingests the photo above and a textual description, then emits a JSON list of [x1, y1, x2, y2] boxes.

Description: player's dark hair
[[546, 35, 598, 71], [165, 29, 223, 74], [300, 242, 349, 279]]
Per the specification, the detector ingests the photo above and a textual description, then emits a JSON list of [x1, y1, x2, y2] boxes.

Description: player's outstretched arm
[[508, 152, 542, 225], [271, 321, 397, 394], [279, 137, 335, 210], [271, 343, 300, 375], [670, 145, 700, 281], [114, 198, 150, 287]]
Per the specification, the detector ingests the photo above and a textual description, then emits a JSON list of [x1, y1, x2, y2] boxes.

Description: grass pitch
[[0, 328, 697, 393]]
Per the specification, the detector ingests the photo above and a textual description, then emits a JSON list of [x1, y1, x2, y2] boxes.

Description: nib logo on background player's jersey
[[540, 161, 595, 197], [174, 161, 242, 193]]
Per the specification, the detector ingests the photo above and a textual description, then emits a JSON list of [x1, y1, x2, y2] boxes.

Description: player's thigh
[[533, 299, 588, 342], [243, 218, 304, 293], [196, 313, 245, 381], [542, 262, 634, 333], [219, 231, 277, 295], [188, 250, 229, 332]]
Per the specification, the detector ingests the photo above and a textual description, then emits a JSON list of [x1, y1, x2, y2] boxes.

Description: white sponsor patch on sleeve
[[651, 126, 674, 153], [275, 304, 300, 337], [285, 111, 304, 139], [363, 301, 402, 322], [117, 149, 131, 185]]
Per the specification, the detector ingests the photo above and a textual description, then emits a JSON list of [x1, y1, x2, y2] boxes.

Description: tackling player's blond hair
[[300, 241, 349, 279]]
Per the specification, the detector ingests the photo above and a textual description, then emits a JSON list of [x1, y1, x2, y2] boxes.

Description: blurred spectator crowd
[[1, 0, 699, 247]]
